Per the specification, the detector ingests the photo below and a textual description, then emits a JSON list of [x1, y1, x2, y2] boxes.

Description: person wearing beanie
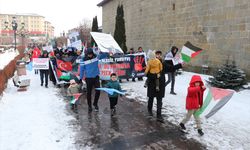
[[67, 79, 81, 112], [79, 48, 101, 113]]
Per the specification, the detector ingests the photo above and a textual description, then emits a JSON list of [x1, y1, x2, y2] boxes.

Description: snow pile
[[122, 71, 250, 149], [0, 71, 77, 150], [0, 50, 19, 69]]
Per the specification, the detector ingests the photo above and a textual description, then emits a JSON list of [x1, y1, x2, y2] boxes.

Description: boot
[[170, 91, 177, 95], [156, 116, 164, 123], [148, 110, 153, 116], [198, 129, 204, 136], [179, 123, 186, 130]]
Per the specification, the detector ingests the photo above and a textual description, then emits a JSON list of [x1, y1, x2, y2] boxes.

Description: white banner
[[90, 32, 124, 54], [42, 45, 53, 52], [68, 32, 82, 50], [33, 58, 49, 70]]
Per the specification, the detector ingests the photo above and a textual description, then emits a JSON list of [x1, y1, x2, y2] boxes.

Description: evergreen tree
[[114, 4, 127, 53], [208, 60, 247, 90], [91, 16, 99, 47]]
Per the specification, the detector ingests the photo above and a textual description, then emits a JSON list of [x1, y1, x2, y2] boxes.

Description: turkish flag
[[56, 59, 72, 71]]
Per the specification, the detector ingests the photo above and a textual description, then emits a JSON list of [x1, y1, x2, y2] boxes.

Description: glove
[[120, 94, 123, 97]]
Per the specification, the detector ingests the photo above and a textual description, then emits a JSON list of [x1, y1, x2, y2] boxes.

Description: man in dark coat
[[164, 46, 182, 95], [146, 50, 166, 123], [39, 50, 49, 88]]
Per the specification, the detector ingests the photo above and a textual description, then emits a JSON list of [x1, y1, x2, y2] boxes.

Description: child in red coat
[[179, 75, 206, 136]]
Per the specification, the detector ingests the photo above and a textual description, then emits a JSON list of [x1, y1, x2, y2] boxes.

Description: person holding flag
[[179, 75, 206, 136], [164, 46, 183, 95]]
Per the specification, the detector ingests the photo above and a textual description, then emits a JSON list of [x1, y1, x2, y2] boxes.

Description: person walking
[[79, 48, 101, 113], [179, 75, 206, 136], [105, 73, 122, 116], [32, 46, 41, 74], [39, 50, 49, 88], [145, 50, 165, 123]]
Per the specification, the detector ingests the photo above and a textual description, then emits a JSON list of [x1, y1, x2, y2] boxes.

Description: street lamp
[[11, 17, 18, 51], [4, 17, 26, 51]]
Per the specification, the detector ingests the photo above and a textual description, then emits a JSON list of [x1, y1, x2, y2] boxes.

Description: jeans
[[165, 72, 175, 92]]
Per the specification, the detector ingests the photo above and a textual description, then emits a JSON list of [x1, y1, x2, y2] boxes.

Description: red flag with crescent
[[56, 59, 72, 71]]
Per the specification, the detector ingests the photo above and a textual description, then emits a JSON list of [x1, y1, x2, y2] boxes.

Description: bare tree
[[78, 18, 92, 47]]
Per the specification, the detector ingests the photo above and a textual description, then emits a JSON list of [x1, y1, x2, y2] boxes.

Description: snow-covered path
[[122, 72, 250, 150], [0, 71, 76, 150]]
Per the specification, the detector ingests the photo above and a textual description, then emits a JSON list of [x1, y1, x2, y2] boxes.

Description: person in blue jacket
[[79, 48, 101, 113]]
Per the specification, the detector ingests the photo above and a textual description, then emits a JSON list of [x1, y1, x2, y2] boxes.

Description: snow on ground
[[0, 71, 77, 150], [122, 71, 250, 150], [0, 49, 19, 69]]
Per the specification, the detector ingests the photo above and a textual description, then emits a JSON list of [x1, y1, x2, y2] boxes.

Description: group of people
[[67, 46, 205, 136], [27, 44, 205, 136]]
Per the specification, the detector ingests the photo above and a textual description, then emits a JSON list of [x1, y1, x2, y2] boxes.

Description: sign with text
[[90, 32, 123, 54], [33, 58, 49, 70], [99, 53, 146, 80]]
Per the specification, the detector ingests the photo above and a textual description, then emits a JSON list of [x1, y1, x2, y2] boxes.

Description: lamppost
[[4, 17, 24, 51]]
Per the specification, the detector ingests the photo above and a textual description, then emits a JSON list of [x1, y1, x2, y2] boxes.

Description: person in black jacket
[[39, 50, 49, 88], [164, 46, 182, 95], [146, 50, 166, 123]]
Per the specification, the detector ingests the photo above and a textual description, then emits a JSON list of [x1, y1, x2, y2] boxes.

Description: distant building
[[98, 0, 250, 76], [0, 13, 54, 46]]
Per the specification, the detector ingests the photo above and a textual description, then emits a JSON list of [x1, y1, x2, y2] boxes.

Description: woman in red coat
[[179, 75, 206, 136]]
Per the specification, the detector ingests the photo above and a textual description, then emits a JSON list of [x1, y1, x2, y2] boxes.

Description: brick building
[[98, 0, 250, 76]]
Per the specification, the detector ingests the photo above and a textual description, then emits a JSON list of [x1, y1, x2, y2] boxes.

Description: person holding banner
[[80, 48, 101, 113], [179, 75, 206, 136], [39, 50, 49, 88], [32, 46, 41, 74]]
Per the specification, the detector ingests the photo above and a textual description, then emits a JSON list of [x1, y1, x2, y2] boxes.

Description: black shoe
[[41, 83, 43, 86], [170, 91, 177, 95], [111, 109, 115, 116], [132, 79, 135, 82], [148, 111, 153, 117], [198, 129, 204, 136], [179, 123, 186, 130], [94, 105, 99, 112], [45, 85, 48, 88], [157, 116, 164, 123], [88, 108, 92, 113]]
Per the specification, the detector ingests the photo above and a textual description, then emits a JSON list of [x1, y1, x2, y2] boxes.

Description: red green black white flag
[[181, 41, 202, 62]]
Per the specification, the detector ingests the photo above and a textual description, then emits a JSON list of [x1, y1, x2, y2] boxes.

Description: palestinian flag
[[194, 86, 234, 119], [70, 93, 82, 104], [56, 68, 71, 80], [181, 41, 202, 63]]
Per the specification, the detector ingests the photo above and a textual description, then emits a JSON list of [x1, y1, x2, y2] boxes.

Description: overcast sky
[[0, 0, 102, 36]]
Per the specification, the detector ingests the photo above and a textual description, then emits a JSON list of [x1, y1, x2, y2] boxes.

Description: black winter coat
[[147, 59, 166, 98]]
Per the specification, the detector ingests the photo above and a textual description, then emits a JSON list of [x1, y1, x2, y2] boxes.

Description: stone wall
[[101, 0, 250, 77]]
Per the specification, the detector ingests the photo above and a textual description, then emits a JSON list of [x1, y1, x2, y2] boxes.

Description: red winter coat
[[186, 75, 206, 110], [31, 47, 41, 61]]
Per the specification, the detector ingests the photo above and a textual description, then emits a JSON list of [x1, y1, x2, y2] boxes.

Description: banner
[[99, 53, 146, 80], [68, 32, 82, 50], [90, 32, 124, 54], [33, 58, 49, 69], [42, 45, 53, 52]]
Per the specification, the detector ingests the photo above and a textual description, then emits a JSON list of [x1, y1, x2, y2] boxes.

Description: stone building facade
[[98, 0, 250, 76]]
